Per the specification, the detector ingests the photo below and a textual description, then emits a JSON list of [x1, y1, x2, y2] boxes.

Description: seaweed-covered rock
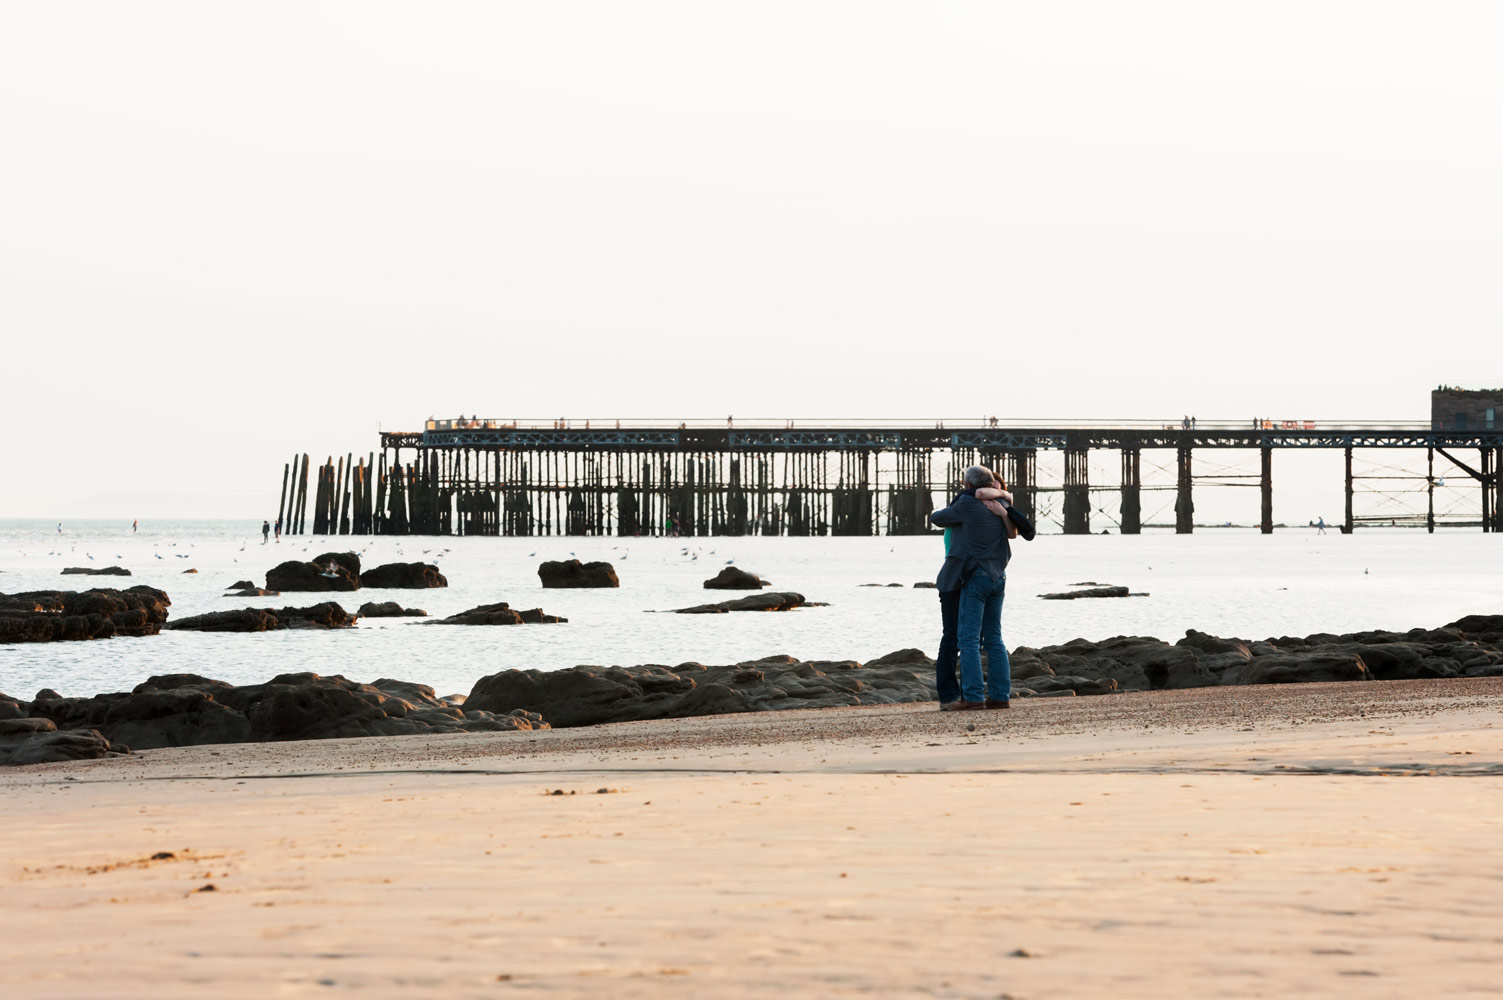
[[538, 560, 619, 588]]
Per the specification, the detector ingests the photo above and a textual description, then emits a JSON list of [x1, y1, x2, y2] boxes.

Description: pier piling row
[[274, 425, 1503, 536]]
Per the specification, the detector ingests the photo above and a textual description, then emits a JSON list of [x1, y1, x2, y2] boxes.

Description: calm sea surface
[[2, 519, 1499, 699]]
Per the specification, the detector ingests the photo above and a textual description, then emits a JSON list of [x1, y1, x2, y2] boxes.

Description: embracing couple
[[927, 465, 1036, 711]]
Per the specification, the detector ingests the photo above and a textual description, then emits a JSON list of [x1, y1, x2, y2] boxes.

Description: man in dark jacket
[[929, 465, 1036, 710]]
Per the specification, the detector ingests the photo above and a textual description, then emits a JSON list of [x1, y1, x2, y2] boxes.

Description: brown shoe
[[941, 700, 986, 712], [985, 698, 1011, 710]]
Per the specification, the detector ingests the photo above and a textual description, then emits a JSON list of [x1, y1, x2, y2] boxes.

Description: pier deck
[[275, 419, 1503, 537]]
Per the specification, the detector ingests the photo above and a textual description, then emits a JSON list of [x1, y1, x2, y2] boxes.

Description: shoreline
[[4, 682, 1501, 997]]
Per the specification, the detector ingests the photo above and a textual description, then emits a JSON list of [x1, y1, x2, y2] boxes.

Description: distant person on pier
[[262, 520, 270, 544], [928, 465, 1035, 712]]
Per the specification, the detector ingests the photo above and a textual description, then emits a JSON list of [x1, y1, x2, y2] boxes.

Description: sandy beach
[[3, 679, 1501, 998]]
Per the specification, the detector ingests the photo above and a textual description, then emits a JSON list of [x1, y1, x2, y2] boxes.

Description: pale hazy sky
[[1, 2, 1498, 520]]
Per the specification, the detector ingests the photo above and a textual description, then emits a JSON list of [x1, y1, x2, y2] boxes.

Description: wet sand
[[3, 679, 1502, 998]]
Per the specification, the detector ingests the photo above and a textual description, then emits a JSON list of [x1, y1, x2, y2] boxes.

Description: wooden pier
[[274, 419, 1503, 536]]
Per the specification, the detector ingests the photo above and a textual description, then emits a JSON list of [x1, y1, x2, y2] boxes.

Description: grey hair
[[963, 465, 994, 489]]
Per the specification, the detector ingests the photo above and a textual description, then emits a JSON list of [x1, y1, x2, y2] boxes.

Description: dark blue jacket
[[929, 492, 1036, 592]]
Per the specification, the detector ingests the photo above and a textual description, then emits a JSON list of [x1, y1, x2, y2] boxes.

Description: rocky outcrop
[[166, 602, 357, 632], [0, 587, 171, 644], [1004, 615, 1503, 691], [671, 592, 811, 614], [266, 557, 359, 592], [5, 673, 548, 759], [358, 601, 428, 618], [361, 562, 447, 589], [61, 566, 131, 576], [538, 560, 619, 588], [432, 602, 566, 625], [229, 580, 256, 590], [465, 653, 935, 728], [1040, 585, 1132, 600], [0, 719, 122, 765], [226, 588, 279, 597], [703, 567, 769, 590]]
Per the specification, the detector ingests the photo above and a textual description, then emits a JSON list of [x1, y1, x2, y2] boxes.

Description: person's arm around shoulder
[[928, 497, 967, 528]]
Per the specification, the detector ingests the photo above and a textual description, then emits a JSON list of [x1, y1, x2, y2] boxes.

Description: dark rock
[[0, 717, 56, 736], [7, 672, 551, 758], [0, 587, 170, 643], [361, 562, 447, 589], [166, 602, 357, 632], [182, 568, 197, 574], [913, 582, 937, 589], [538, 559, 619, 588], [671, 592, 809, 614], [61, 566, 131, 576], [0, 694, 27, 720], [315, 552, 362, 578], [465, 651, 940, 728], [358, 601, 428, 618], [1220, 653, 1372, 685], [226, 588, 280, 597], [703, 566, 768, 590], [1040, 586, 1131, 600], [265, 560, 358, 592], [99, 688, 253, 749], [371, 679, 445, 708], [229, 580, 256, 590], [865, 648, 932, 667], [433, 602, 566, 625], [165, 608, 281, 633], [0, 728, 117, 765]]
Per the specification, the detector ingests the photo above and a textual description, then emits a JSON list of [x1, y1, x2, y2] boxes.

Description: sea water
[[1, 519, 1499, 699]]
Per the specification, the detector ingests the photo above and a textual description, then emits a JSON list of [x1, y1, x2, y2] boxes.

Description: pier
[[275, 418, 1503, 537]]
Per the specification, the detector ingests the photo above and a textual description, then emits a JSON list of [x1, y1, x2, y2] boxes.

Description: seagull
[[155, 554, 164, 560], [87, 553, 94, 560], [725, 559, 734, 565]]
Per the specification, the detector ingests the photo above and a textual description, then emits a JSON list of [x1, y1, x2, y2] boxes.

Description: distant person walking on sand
[[274, 517, 282, 541], [132, 519, 138, 533], [1316, 516, 1327, 534], [929, 465, 1035, 711], [262, 520, 270, 544]]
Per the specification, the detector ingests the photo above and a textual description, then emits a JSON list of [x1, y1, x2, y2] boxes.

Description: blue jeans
[[957, 572, 1010, 703], [935, 589, 961, 703]]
